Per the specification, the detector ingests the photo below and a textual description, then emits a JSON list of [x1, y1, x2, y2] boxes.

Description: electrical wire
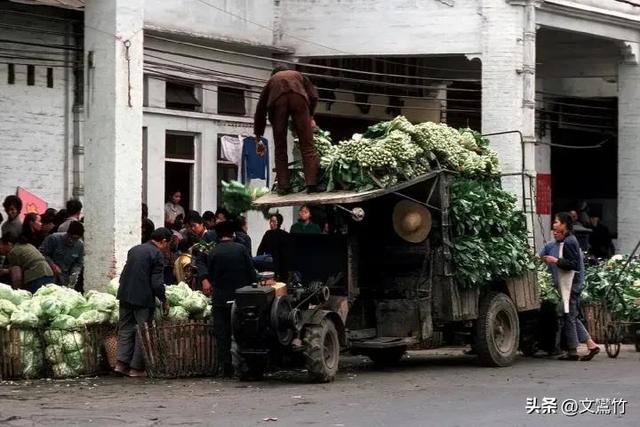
[[0, 22, 82, 37], [145, 57, 480, 107], [0, 38, 80, 51], [145, 67, 481, 113], [144, 48, 482, 93], [145, 35, 481, 82]]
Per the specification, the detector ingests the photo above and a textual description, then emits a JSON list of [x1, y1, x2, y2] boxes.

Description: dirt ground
[[0, 345, 638, 427]]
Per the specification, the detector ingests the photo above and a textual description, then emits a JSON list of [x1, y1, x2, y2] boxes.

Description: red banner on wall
[[536, 174, 552, 215], [16, 187, 48, 220]]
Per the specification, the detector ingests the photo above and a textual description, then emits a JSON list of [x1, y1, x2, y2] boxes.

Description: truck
[[231, 169, 539, 382]]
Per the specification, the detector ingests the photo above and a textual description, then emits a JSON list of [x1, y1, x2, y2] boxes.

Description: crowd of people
[[0, 195, 85, 292]]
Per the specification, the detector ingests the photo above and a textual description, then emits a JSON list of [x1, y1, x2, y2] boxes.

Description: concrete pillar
[[617, 42, 640, 254], [84, 0, 144, 289], [481, 0, 537, 240], [143, 122, 166, 228]]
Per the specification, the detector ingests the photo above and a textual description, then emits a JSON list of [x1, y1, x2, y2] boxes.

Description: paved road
[[0, 345, 638, 427]]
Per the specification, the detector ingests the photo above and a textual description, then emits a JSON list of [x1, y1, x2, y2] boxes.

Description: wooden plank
[[252, 170, 443, 207]]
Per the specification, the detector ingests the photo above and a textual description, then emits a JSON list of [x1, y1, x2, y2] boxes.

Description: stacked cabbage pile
[[293, 116, 500, 192], [164, 282, 212, 322], [1, 283, 119, 378]]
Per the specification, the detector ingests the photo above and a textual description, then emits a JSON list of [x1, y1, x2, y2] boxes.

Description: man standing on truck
[[254, 65, 320, 195]]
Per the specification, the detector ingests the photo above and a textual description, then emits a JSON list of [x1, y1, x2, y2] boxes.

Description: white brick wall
[[279, 0, 483, 56], [0, 17, 74, 210]]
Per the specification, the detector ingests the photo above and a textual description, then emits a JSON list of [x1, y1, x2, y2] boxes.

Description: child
[[173, 238, 193, 286]]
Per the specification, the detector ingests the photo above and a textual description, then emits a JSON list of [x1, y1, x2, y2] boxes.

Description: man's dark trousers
[[268, 93, 319, 189], [213, 303, 233, 373], [117, 302, 154, 370]]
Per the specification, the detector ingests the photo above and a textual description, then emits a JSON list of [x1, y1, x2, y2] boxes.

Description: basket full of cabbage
[[0, 282, 120, 379]]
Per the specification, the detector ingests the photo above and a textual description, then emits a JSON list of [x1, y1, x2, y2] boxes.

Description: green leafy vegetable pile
[[292, 116, 500, 192], [164, 282, 212, 322], [449, 178, 535, 288], [582, 255, 640, 321], [221, 180, 269, 216]]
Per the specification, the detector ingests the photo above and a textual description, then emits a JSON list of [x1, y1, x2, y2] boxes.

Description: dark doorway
[[165, 162, 193, 212]]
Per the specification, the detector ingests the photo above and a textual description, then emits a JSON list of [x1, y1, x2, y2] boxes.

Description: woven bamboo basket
[[138, 320, 217, 378]]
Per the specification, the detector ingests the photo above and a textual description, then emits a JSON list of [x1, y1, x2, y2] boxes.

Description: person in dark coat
[[115, 227, 172, 377], [255, 213, 289, 280], [254, 65, 320, 194], [204, 220, 257, 377], [588, 214, 614, 259]]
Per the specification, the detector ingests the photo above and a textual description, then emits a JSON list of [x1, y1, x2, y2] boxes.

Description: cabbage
[[18, 299, 43, 320], [0, 313, 9, 327], [34, 283, 60, 297], [19, 330, 44, 378], [60, 332, 84, 353], [52, 362, 79, 379], [167, 306, 189, 321], [107, 277, 120, 296], [43, 329, 64, 345], [86, 291, 117, 313], [20, 330, 40, 349], [109, 308, 119, 325], [77, 309, 109, 326], [166, 282, 192, 306], [13, 289, 32, 304], [50, 315, 80, 330], [22, 351, 43, 379], [182, 292, 208, 314], [68, 302, 91, 318], [10, 309, 39, 327], [0, 283, 20, 305], [45, 345, 64, 364], [203, 304, 212, 319], [0, 299, 17, 316], [64, 349, 84, 369], [37, 296, 65, 320]]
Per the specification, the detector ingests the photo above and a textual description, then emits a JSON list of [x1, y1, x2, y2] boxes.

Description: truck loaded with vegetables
[[224, 116, 540, 380]]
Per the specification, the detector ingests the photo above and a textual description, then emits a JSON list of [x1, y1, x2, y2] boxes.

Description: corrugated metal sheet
[[9, 0, 85, 10]]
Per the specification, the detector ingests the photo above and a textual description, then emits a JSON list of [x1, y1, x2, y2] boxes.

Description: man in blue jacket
[[115, 227, 172, 377]]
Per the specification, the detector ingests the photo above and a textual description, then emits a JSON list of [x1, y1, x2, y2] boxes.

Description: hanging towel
[[557, 242, 575, 314], [241, 136, 270, 183], [220, 135, 243, 170]]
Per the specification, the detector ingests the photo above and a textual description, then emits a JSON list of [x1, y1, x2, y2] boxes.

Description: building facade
[[1, 0, 639, 286]]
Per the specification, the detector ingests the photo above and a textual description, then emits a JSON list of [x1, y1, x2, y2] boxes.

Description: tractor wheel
[[366, 347, 406, 366], [475, 292, 520, 367], [303, 319, 340, 383], [231, 341, 264, 381]]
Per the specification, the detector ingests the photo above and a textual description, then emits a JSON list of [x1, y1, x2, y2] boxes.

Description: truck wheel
[[303, 319, 340, 383], [475, 292, 520, 367], [366, 347, 406, 366], [232, 341, 264, 381]]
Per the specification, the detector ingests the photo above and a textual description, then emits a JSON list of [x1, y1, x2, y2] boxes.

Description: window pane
[[166, 133, 195, 160], [166, 81, 200, 111], [218, 86, 246, 116]]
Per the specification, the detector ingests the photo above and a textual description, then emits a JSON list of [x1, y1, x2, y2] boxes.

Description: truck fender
[[302, 310, 347, 347]]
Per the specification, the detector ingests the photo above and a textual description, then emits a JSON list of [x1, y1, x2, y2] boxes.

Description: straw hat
[[392, 200, 432, 243]]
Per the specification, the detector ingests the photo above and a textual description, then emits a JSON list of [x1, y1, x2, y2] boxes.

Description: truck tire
[[475, 292, 520, 367], [232, 341, 264, 381], [303, 319, 340, 383], [366, 347, 406, 366]]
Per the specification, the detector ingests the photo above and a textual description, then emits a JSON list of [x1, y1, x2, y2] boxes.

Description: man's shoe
[[114, 361, 130, 376], [128, 368, 148, 378]]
